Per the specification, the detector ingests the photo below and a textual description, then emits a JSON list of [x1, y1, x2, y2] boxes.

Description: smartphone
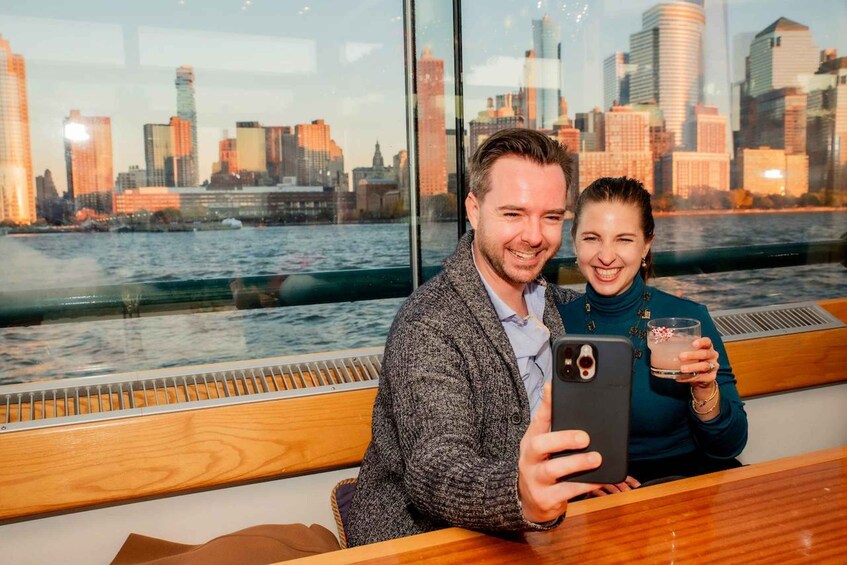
[[551, 335, 633, 484]]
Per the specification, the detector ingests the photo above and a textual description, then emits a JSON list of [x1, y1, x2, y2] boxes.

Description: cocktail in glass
[[647, 318, 701, 378]]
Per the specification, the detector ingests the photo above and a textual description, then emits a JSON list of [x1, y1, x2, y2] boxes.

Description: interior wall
[[3, 383, 846, 565]]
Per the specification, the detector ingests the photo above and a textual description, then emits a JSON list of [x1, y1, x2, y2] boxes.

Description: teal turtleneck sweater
[[558, 275, 748, 464]]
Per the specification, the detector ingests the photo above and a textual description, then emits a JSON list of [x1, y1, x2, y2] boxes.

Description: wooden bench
[[1, 298, 845, 524]]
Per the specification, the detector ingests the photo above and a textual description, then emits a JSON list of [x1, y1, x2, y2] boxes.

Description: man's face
[[466, 155, 567, 296]]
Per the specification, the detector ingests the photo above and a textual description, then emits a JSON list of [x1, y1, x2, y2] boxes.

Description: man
[[347, 129, 601, 546]]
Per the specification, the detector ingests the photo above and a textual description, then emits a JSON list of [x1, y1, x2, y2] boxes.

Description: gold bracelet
[[690, 380, 718, 408], [692, 397, 719, 415]]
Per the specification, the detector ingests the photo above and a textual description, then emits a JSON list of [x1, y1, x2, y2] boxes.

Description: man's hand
[[517, 383, 602, 524], [587, 476, 641, 497]]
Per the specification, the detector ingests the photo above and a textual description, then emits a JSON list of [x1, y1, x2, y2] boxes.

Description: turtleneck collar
[[585, 274, 646, 316]]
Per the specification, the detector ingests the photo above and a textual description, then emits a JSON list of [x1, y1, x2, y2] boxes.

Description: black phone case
[[551, 335, 633, 484]]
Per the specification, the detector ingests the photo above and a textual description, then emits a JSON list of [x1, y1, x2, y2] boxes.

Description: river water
[[2, 211, 845, 384]]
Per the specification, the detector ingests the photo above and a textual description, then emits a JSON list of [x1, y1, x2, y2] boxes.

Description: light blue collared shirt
[[474, 253, 552, 418]]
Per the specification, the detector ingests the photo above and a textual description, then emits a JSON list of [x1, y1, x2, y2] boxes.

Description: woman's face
[[573, 200, 653, 297]]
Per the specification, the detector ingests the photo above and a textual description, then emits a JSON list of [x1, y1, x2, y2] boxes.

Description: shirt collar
[[472, 246, 546, 324]]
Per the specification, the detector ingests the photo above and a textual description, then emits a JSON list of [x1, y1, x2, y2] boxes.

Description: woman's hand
[[677, 337, 721, 420], [587, 476, 641, 497], [676, 337, 719, 389]]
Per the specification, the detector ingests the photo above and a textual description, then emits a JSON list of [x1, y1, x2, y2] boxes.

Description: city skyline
[[0, 1, 846, 198]]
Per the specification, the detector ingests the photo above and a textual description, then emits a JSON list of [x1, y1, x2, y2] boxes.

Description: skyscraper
[[144, 123, 173, 187], [747, 18, 819, 98], [604, 52, 635, 110], [35, 169, 58, 220], [629, 2, 705, 148], [531, 17, 562, 129], [0, 35, 35, 224], [295, 119, 345, 188], [416, 48, 448, 196], [64, 110, 114, 213], [175, 65, 199, 186], [684, 104, 729, 153], [169, 116, 193, 187], [236, 121, 267, 179]]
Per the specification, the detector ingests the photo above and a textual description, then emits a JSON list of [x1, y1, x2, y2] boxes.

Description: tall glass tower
[[175, 65, 199, 186], [629, 2, 705, 149], [531, 17, 562, 130], [0, 35, 34, 223]]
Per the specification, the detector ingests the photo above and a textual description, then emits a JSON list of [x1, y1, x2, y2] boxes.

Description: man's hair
[[572, 176, 656, 280], [467, 128, 573, 200]]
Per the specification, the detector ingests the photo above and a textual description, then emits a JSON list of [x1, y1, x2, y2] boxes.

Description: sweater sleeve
[[384, 319, 557, 533], [688, 305, 749, 459]]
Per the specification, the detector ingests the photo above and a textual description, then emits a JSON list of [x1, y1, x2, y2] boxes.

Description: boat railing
[[1, 239, 844, 326]]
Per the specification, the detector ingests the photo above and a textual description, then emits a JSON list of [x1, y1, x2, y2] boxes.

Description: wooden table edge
[[287, 445, 846, 564]]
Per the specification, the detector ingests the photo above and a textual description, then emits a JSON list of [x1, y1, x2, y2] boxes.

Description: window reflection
[[0, 0, 845, 386]]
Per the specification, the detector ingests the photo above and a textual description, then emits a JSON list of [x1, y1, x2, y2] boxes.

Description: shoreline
[[652, 206, 847, 218], [3, 207, 845, 235]]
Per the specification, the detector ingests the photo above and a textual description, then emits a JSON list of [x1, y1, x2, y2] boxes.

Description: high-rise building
[[0, 35, 35, 224], [169, 116, 194, 187], [265, 126, 297, 183], [175, 65, 199, 186], [604, 107, 651, 153], [684, 104, 729, 153], [574, 108, 605, 152], [629, 2, 705, 148], [576, 152, 655, 193], [520, 52, 537, 129], [393, 150, 410, 196], [236, 121, 267, 180], [661, 152, 730, 197], [115, 165, 147, 192], [468, 115, 524, 153], [742, 88, 807, 154], [416, 48, 448, 196], [64, 110, 114, 213], [738, 147, 808, 196], [604, 52, 636, 110], [295, 119, 345, 188], [35, 169, 58, 219], [144, 123, 173, 187], [747, 18, 819, 98], [217, 137, 238, 175], [531, 17, 562, 129], [806, 56, 847, 197]]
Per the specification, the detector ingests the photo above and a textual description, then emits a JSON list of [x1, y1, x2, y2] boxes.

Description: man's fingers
[[525, 382, 553, 437], [527, 429, 591, 462], [538, 450, 602, 483]]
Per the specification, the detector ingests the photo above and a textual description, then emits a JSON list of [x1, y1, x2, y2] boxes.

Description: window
[[1, 0, 845, 387]]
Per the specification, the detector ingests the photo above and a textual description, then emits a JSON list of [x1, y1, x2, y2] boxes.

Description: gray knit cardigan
[[346, 231, 580, 546]]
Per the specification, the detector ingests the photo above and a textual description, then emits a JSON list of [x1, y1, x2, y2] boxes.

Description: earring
[[574, 257, 579, 266], [641, 257, 647, 268]]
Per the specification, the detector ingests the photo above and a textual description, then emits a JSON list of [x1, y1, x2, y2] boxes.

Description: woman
[[559, 177, 748, 494]]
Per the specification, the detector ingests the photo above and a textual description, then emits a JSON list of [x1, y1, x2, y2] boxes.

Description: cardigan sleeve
[[687, 305, 749, 459], [382, 318, 559, 533]]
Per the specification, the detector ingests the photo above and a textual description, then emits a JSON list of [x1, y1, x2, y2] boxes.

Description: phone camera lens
[[578, 356, 594, 369]]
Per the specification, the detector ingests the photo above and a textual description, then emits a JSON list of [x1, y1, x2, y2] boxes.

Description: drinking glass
[[647, 318, 701, 378]]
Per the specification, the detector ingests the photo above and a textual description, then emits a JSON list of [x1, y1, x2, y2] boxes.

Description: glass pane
[[0, 1, 408, 384], [413, 0, 462, 276], [461, 0, 846, 309]]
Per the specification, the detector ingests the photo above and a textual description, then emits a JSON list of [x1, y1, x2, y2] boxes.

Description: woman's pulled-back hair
[[572, 176, 656, 281]]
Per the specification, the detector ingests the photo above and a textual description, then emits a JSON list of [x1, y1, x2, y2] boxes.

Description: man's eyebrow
[[495, 205, 566, 215]]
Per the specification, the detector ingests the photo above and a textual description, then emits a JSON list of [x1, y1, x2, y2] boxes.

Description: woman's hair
[[468, 128, 573, 200], [572, 176, 656, 281]]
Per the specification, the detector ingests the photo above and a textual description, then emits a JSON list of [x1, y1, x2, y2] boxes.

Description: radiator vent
[[1, 347, 383, 433], [712, 302, 844, 342]]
